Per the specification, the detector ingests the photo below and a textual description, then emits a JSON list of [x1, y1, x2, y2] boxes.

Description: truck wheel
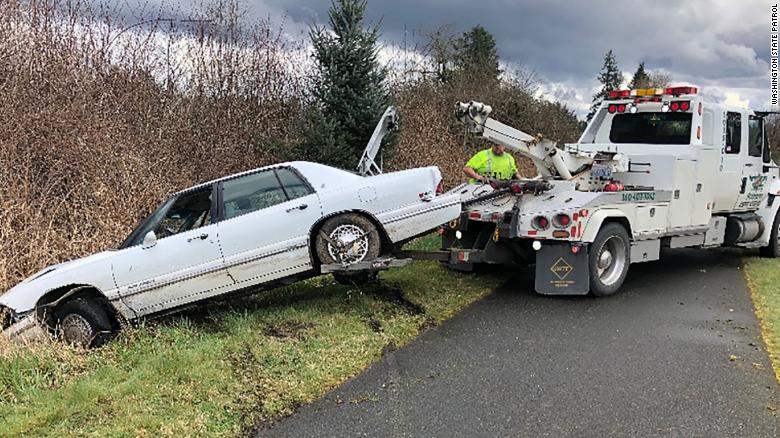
[[759, 210, 780, 257], [315, 213, 382, 280], [53, 298, 113, 348], [589, 223, 630, 297]]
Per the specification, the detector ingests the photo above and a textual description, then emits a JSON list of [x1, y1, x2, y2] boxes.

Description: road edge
[[742, 259, 780, 384]]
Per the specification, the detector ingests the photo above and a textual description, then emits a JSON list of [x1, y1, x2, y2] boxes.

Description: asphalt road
[[260, 248, 779, 437]]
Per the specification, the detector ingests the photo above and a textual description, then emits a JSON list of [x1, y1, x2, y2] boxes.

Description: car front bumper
[[2, 312, 47, 343]]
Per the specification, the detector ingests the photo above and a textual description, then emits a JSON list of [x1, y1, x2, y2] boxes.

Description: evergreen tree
[[296, 0, 396, 169], [628, 62, 650, 89], [587, 50, 622, 122], [454, 25, 501, 82]]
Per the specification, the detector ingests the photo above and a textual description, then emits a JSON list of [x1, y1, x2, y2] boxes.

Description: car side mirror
[[141, 231, 157, 249]]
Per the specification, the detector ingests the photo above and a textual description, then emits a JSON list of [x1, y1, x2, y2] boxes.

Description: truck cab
[[443, 88, 780, 296]]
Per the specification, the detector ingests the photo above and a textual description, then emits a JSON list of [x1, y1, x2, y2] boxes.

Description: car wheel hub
[[328, 224, 369, 264], [60, 314, 93, 346]]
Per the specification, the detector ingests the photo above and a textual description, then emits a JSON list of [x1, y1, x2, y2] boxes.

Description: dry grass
[[0, 0, 305, 292]]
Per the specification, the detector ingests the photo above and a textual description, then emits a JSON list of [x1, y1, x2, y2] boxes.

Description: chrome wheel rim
[[596, 236, 626, 286], [327, 224, 370, 264], [60, 314, 93, 346]]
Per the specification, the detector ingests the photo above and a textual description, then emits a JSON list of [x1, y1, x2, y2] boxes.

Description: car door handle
[[286, 204, 308, 213], [187, 233, 208, 242]]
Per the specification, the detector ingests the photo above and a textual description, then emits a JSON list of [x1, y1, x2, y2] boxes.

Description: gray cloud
[[129, 0, 774, 116]]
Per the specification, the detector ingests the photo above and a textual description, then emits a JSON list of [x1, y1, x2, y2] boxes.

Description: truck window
[[609, 113, 692, 144], [726, 112, 741, 154], [764, 123, 772, 164], [748, 115, 763, 158]]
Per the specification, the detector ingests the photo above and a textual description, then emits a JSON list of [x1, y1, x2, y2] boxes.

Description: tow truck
[[439, 87, 780, 296]]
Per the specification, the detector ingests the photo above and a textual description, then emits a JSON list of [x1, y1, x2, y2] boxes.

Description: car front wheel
[[54, 298, 113, 348]]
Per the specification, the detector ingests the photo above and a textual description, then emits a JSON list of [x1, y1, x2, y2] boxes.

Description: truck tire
[[589, 223, 630, 297], [760, 209, 780, 257], [53, 298, 113, 348], [315, 214, 382, 285]]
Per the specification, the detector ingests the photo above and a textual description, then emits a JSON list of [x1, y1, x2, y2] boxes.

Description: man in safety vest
[[463, 142, 521, 184]]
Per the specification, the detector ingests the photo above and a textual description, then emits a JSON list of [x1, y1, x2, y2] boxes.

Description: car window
[[726, 112, 741, 154], [156, 187, 213, 239], [120, 196, 176, 248], [748, 116, 763, 158], [222, 170, 288, 220], [276, 168, 314, 200]]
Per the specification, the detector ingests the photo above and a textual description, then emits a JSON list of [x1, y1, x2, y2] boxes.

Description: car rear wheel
[[54, 298, 113, 348], [315, 213, 382, 285], [589, 223, 630, 297]]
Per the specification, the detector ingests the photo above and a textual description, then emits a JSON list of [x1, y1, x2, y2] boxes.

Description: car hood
[[0, 250, 116, 313]]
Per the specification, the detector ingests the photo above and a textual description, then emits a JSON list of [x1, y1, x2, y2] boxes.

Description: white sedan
[[0, 161, 460, 346]]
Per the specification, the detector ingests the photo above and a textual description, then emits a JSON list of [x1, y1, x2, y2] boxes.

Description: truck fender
[[750, 181, 780, 247], [580, 209, 632, 243]]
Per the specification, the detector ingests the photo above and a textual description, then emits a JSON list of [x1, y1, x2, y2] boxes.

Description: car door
[[112, 184, 233, 315], [217, 167, 322, 285], [735, 115, 768, 211]]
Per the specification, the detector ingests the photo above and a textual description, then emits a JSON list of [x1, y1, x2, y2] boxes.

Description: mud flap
[[534, 243, 590, 295]]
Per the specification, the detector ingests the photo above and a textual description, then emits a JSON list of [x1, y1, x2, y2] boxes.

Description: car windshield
[[609, 112, 692, 144]]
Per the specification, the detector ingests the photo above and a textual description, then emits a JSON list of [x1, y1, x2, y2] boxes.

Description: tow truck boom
[[455, 101, 628, 180]]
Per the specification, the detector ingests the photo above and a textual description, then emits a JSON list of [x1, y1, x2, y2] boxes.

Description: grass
[[743, 255, 780, 383], [0, 235, 505, 436]]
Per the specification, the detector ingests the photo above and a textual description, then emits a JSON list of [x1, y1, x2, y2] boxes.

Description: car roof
[[172, 161, 358, 196]]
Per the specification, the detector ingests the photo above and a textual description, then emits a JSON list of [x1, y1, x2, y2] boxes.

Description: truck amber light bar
[[607, 86, 698, 100]]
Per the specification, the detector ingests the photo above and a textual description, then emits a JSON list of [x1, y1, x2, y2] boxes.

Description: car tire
[[315, 213, 382, 272], [589, 222, 630, 297], [54, 298, 113, 348], [759, 209, 780, 257]]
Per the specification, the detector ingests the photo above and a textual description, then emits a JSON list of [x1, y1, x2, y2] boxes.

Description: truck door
[[715, 111, 744, 212], [735, 115, 769, 210]]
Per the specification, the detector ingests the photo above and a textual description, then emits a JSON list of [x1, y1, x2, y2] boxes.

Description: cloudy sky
[[139, 0, 774, 118]]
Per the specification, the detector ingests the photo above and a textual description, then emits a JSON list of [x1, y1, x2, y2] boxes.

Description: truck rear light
[[532, 216, 550, 230], [571, 245, 580, 254], [553, 213, 570, 228], [665, 86, 698, 95], [469, 212, 481, 220], [608, 90, 630, 99], [680, 101, 690, 111], [608, 104, 617, 114], [670, 102, 680, 111], [617, 104, 626, 113], [552, 230, 569, 238]]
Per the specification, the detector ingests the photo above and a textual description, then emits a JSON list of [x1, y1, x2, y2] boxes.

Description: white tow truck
[[440, 86, 780, 296]]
